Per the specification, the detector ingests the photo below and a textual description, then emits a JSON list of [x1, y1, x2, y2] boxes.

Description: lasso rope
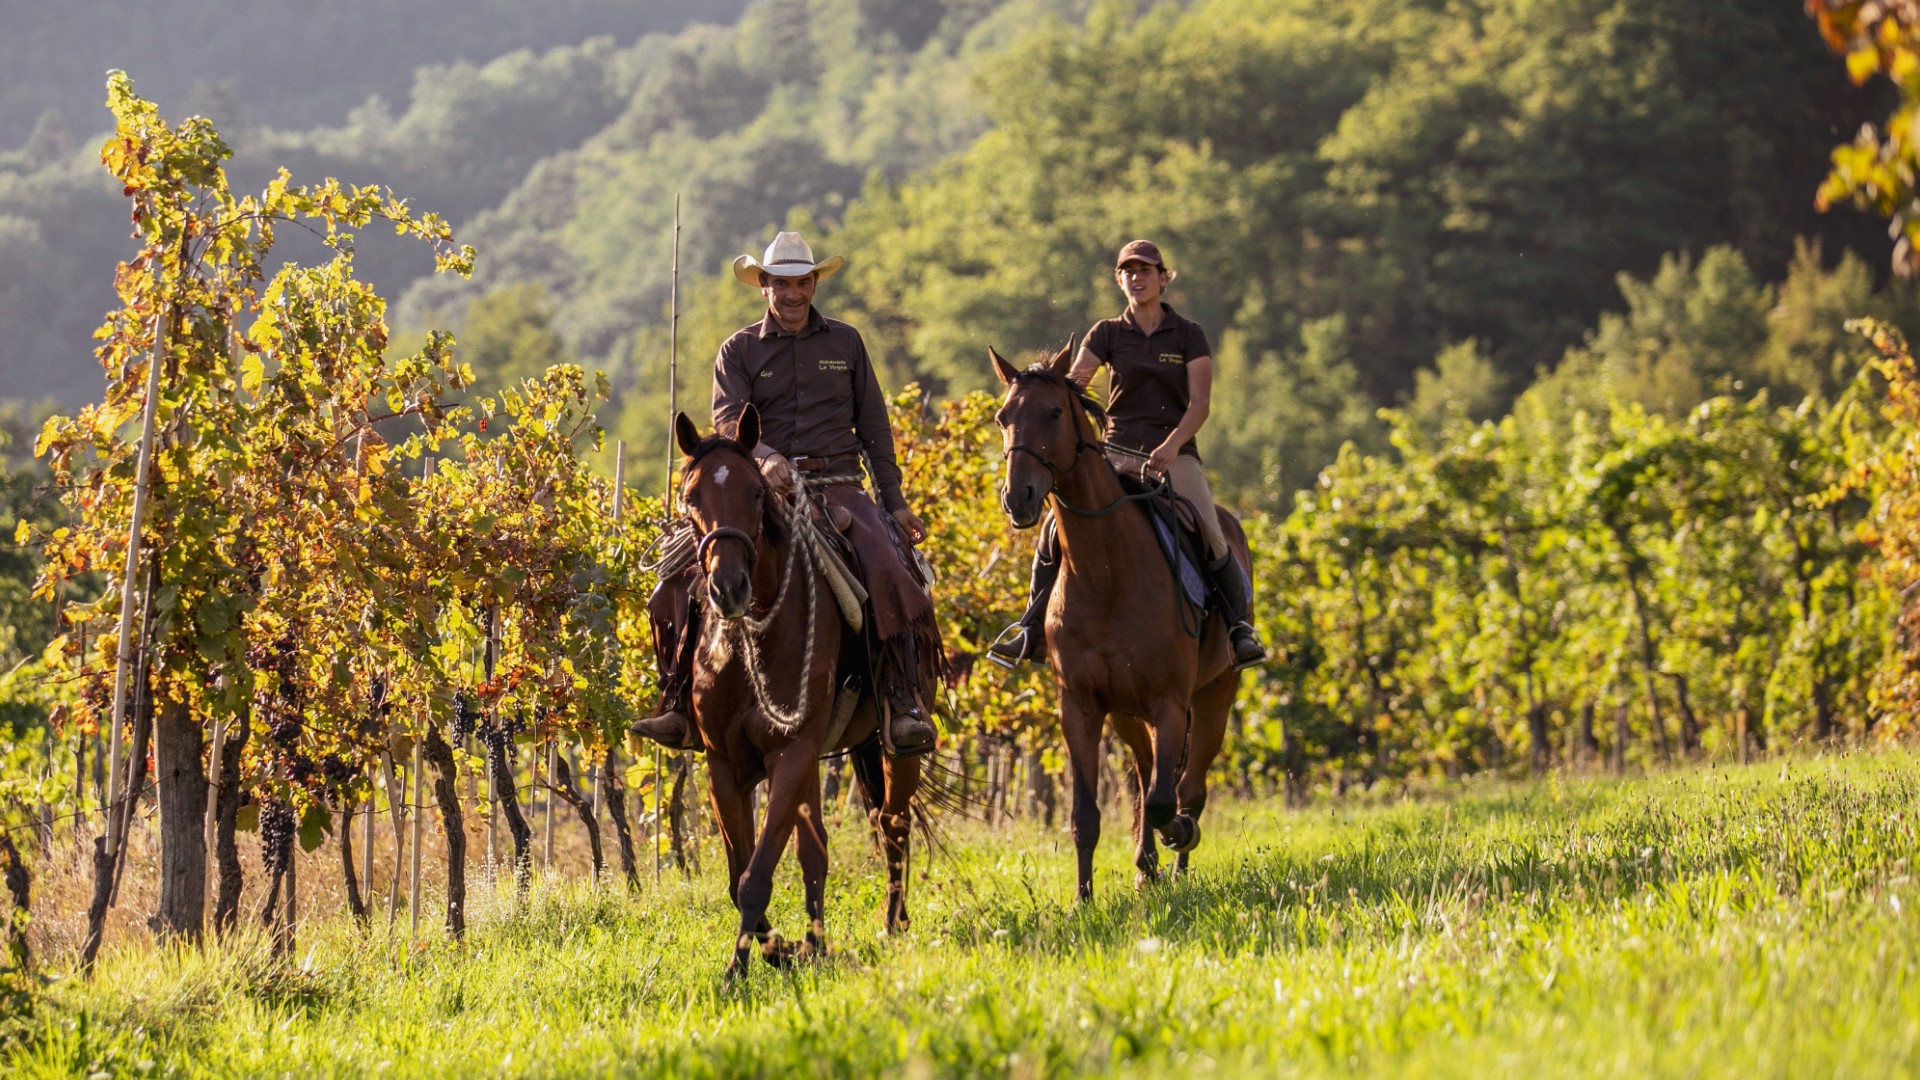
[[725, 475, 823, 734]]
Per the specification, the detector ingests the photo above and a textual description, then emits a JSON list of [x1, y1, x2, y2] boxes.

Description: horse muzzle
[[1001, 480, 1046, 530], [707, 570, 752, 620]]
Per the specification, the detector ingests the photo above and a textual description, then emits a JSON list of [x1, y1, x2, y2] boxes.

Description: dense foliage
[[1, 0, 1895, 506]]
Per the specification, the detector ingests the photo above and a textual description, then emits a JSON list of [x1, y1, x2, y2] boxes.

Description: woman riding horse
[[990, 239, 1265, 671], [990, 339, 1254, 898]]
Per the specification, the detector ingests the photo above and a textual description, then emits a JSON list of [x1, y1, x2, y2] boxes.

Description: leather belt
[[791, 453, 864, 474]]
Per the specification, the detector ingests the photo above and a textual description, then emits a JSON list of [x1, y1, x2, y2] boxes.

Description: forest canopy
[[0, 0, 1910, 503]]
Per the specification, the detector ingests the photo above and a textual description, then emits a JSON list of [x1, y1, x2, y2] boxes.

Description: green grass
[[7, 751, 1920, 1078]]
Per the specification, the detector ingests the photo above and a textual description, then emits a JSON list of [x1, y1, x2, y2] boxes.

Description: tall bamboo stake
[[543, 744, 556, 872], [105, 301, 168, 852], [202, 718, 225, 857], [409, 457, 433, 940], [486, 606, 499, 872], [381, 751, 403, 936], [667, 194, 680, 505], [598, 443, 625, 821], [408, 735, 423, 940], [362, 767, 375, 895], [658, 194, 681, 883]]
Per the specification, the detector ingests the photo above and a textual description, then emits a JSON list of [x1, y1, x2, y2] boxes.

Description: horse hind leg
[[1111, 715, 1159, 890], [878, 747, 922, 933], [793, 763, 829, 958]]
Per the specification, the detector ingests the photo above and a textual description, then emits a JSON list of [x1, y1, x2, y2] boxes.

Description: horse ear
[[674, 412, 701, 457], [990, 347, 1020, 387], [1046, 339, 1075, 378], [733, 404, 762, 452]]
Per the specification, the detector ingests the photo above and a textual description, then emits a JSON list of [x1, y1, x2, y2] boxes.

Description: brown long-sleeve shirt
[[711, 307, 908, 512]]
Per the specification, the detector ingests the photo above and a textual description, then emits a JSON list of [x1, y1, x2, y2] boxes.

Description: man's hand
[[756, 450, 795, 496], [891, 507, 928, 545], [1147, 439, 1180, 477]]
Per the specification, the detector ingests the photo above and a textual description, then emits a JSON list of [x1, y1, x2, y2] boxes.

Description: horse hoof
[[1162, 816, 1201, 854], [761, 933, 798, 968]]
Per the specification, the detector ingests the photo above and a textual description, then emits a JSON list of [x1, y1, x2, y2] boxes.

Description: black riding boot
[[628, 593, 703, 752], [988, 523, 1060, 668], [1208, 553, 1267, 671]]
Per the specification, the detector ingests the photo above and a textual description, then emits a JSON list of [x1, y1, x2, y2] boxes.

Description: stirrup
[[880, 699, 937, 758], [985, 623, 1036, 669], [1228, 623, 1268, 672]]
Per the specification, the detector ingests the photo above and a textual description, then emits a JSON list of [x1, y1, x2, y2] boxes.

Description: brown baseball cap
[[1114, 239, 1167, 269]]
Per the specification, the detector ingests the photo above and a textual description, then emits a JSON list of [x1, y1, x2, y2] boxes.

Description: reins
[[685, 457, 825, 734], [1004, 373, 1209, 639]]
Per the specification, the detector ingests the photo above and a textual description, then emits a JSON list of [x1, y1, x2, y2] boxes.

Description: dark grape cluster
[[450, 690, 480, 744], [259, 800, 296, 876], [320, 753, 354, 788], [477, 716, 521, 765]]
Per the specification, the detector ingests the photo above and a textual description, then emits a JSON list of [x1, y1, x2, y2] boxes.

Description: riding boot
[[628, 689, 700, 753], [878, 633, 938, 757], [629, 591, 703, 753], [988, 523, 1060, 668], [1207, 553, 1267, 671]]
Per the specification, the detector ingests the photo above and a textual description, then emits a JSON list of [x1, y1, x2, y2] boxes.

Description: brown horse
[[674, 406, 921, 977], [990, 344, 1246, 899]]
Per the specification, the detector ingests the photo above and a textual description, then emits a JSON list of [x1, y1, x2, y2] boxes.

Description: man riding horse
[[630, 231, 941, 757]]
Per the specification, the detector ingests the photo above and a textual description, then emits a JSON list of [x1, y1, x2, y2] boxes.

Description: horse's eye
[[993, 408, 1010, 427], [1046, 405, 1064, 421]]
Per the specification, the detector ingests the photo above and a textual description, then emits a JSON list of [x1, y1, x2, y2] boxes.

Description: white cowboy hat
[[731, 231, 845, 286]]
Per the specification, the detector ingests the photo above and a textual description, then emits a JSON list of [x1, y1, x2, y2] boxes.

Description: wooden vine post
[[103, 298, 168, 857]]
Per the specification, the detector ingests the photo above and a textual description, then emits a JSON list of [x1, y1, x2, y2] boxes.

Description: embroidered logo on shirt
[[1158, 352, 1184, 364], [759, 370, 773, 378], [817, 359, 850, 372]]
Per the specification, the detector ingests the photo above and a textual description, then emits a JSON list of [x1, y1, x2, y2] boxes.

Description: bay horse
[[990, 344, 1246, 899], [674, 406, 921, 977]]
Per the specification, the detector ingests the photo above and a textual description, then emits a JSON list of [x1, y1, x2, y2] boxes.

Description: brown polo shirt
[[712, 307, 908, 513], [1083, 303, 1212, 460]]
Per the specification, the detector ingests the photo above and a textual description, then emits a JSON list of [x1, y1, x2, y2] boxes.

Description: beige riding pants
[[1107, 451, 1228, 562]]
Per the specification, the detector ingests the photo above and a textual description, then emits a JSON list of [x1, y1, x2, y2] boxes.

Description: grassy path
[[6, 751, 1920, 1077]]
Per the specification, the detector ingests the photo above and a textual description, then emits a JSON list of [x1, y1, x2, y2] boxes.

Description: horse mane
[[1014, 363, 1109, 431]]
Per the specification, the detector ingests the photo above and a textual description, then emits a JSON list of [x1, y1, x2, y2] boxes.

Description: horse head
[[990, 342, 1102, 528], [675, 405, 772, 620]]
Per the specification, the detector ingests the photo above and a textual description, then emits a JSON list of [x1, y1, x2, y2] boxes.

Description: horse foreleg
[[738, 748, 816, 971], [793, 763, 829, 957], [1060, 693, 1106, 903], [878, 749, 921, 933], [1168, 674, 1238, 873], [706, 760, 761, 978], [1110, 715, 1158, 890]]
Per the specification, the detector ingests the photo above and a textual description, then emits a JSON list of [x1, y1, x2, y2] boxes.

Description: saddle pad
[[1150, 511, 1211, 610]]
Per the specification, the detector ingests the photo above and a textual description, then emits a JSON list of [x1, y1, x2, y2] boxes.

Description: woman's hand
[[1147, 439, 1180, 477]]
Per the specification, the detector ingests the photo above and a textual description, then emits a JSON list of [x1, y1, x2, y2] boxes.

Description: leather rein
[[1003, 382, 1169, 517]]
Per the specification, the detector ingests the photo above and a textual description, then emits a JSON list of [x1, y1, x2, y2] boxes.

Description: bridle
[[684, 449, 766, 578], [1002, 376, 1168, 518]]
